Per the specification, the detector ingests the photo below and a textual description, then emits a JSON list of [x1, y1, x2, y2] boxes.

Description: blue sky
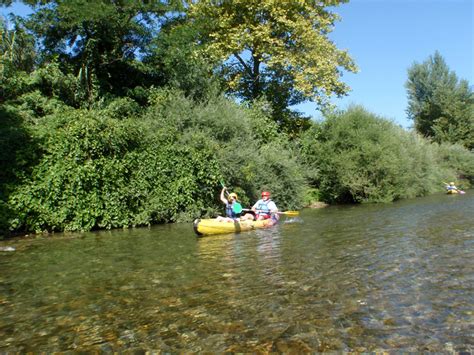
[[2, 0, 473, 129], [299, 0, 473, 128]]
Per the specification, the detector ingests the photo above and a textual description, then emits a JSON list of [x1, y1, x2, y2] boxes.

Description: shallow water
[[0, 192, 473, 352]]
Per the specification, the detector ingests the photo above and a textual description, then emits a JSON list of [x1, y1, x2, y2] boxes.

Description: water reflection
[[0, 193, 473, 352]]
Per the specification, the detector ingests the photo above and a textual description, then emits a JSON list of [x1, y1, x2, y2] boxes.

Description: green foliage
[[144, 89, 306, 210], [302, 187, 322, 207], [0, 105, 39, 236], [102, 97, 142, 120], [6, 90, 305, 234], [9, 110, 139, 232], [0, 18, 35, 74], [144, 18, 222, 101], [1, 19, 36, 103], [17, 0, 183, 97], [188, 0, 357, 131], [406, 51, 474, 149], [432, 143, 474, 187], [7, 105, 221, 232], [299, 106, 473, 203], [1, 61, 82, 119]]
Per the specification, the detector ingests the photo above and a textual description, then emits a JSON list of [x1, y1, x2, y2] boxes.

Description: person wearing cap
[[217, 186, 242, 222], [446, 182, 458, 192], [243, 191, 278, 221]]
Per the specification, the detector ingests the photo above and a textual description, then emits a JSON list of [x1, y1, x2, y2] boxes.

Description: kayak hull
[[193, 218, 277, 236], [447, 190, 465, 194]]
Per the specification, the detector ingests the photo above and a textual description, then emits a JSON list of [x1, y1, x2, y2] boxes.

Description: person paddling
[[446, 182, 458, 192], [217, 187, 242, 222], [243, 191, 278, 221], [444, 181, 466, 194]]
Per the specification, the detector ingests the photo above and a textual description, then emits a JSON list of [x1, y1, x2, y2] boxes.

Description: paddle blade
[[233, 202, 243, 214], [281, 211, 299, 217]]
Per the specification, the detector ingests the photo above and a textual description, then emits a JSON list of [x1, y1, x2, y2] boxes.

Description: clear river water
[[0, 192, 473, 352]]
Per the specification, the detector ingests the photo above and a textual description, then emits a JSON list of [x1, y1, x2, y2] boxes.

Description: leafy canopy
[[406, 51, 474, 149], [12, 0, 183, 97], [188, 0, 357, 116]]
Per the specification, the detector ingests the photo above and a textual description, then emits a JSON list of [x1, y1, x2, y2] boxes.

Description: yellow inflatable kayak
[[193, 218, 277, 236], [447, 190, 465, 194]]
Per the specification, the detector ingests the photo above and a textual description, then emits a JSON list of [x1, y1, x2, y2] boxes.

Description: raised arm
[[220, 187, 228, 204]]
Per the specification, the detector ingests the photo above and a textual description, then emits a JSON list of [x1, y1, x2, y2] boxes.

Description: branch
[[233, 53, 252, 76]]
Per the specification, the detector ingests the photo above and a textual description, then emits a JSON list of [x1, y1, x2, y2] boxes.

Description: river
[[0, 192, 472, 352]]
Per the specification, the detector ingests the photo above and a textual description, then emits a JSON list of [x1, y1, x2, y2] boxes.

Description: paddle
[[242, 208, 299, 217], [219, 180, 242, 213]]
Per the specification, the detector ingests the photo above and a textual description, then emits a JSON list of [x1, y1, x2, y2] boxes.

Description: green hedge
[[299, 106, 474, 203], [5, 90, 305, 234], [5, 93, 471, 235]]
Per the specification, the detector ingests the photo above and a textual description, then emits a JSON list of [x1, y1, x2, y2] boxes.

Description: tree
[[406, 51, 474, 149], [143, 17, 223, 101], [187, 0, 357, 124], [1, 18, 36, 102], [0, 18, 35, 73], [4, 0, 183, 99]]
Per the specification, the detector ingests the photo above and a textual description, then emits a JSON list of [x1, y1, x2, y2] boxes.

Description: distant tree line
[[0, 1, 472, 237]]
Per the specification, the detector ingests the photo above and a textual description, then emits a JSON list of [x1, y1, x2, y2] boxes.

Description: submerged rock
[[307, 201, 329, 209]]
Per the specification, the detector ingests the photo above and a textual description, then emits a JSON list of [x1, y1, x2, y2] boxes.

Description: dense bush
[[7, 108, 220, 232], [432, 143, 474, 187], [144, 90, 306, 210], [3, 92, 472, 236], [5, 90, 305, 234], [0, 106, 39, 235], [299, 106, 474, 203]]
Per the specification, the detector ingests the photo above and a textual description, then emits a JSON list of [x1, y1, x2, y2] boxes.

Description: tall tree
[[144, 17, 223, 101], [0, 18, 35, 73], [187, 0, 357, 124], [0, 18, 36, 102], [3, 0, 183, 98], [406, 51, 474, 149]]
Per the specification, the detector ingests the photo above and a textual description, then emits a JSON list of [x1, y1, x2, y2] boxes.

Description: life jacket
[[256, 199, 272, 219], [256, 199, 271, 212], [226, 201, 240, 218]]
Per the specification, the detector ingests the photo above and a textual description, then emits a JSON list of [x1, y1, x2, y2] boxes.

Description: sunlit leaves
[[299, 106, 474, 203], [188, 0, 357, 110], [6, 89, 305, 233], [406, 51, 474, 149]]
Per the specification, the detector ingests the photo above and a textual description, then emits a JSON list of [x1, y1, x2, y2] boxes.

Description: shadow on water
[[0, 106, 40, 237], [0, 192, 473, 351]]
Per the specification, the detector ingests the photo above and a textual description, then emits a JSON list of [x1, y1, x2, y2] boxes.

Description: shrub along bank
[[3, 90, 305, 234], [298, 106, 474, 204], [1, 96, 473, 237]]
